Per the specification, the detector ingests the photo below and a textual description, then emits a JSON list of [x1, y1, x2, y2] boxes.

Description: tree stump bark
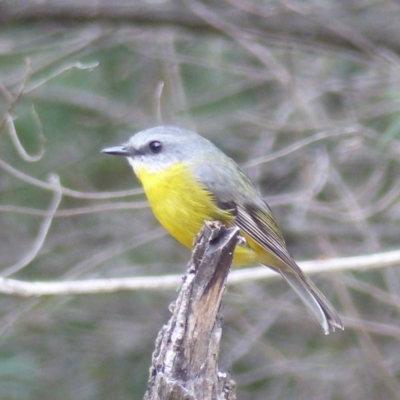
[[143, 221, 239, 400]]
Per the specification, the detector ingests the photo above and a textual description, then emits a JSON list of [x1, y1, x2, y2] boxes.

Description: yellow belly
[[133, 162, 258, 266]]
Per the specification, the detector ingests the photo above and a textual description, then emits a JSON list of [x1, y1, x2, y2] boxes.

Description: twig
[[244, 126, 360, 168], [0, 156, 142, 199], [0, 201, 148, 217], [1, 174, 62, 277], [0, 248, 399, 297], [6, 112, 45, 162]]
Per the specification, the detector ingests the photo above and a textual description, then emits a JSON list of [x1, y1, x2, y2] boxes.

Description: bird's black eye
[[149, 140, 162, 154]]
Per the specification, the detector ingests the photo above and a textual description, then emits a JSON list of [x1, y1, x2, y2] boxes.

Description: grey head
[[103, 125, 262, 205], [102, 126, 222, 173]]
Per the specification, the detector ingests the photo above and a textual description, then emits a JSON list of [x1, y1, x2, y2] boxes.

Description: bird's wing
[[233, 201, 303, 273], [191, 156, 299, 271], [234, 201, 343, 333], [196, 163, 343, 333]]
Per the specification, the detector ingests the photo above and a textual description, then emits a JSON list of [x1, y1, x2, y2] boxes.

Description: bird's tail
[[276, 268, 344, 334]]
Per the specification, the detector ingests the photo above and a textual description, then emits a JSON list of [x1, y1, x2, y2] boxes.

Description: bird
[[102, 126, 343, 334]]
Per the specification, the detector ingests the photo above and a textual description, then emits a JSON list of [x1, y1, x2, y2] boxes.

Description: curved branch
[[0, 2, 400, 57], [1, 174, 62, 277], [0, 248, 399, 297]]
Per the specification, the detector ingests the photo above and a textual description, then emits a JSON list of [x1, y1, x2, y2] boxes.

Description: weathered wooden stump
[[143, 221, 239, 400]]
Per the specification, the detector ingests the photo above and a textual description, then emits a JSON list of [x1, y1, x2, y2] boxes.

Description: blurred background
[[1, 0, 400, 399]]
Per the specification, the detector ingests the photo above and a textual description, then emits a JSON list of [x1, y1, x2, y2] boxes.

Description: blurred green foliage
[[1, 1, 400, 399]]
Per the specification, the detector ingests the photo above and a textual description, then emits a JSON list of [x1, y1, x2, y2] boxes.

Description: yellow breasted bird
[[102, 126, 343, 334]]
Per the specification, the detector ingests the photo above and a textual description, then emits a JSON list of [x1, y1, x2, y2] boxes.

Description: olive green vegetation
[[1, 2, 400, 399]]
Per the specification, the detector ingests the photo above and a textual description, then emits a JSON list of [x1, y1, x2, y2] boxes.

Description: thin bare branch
[[0, 248, 399, 297], [244, 126, 360, 168], [154, 80, 165, 125], [0, 58, 31, 133], [24, 61, 99, 94], [0, 201, 148, 217], [6, 112, 45, 162], [1, 174, 62, 277], [0, 156, 143, 199]]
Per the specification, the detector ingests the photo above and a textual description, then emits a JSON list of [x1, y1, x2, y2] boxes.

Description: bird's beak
[[102, 145, 129, 156]]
